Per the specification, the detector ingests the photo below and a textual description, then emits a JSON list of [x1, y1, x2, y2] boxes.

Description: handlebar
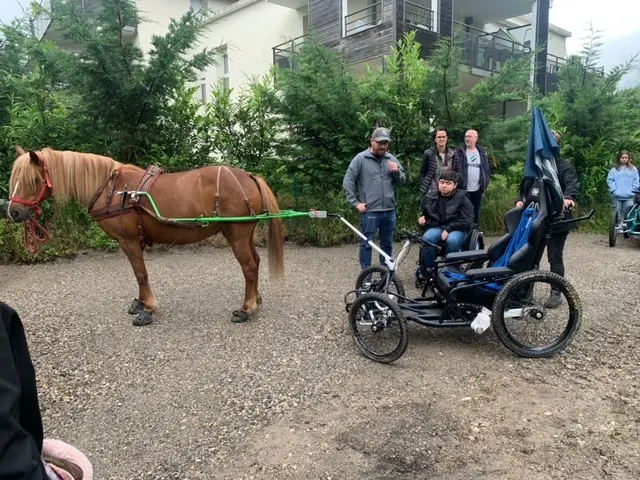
[[398, 228, 443, 252], [551, 207, 595, 227]]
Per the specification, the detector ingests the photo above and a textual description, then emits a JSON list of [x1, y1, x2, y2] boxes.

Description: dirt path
[[0, 233, 638, 479]]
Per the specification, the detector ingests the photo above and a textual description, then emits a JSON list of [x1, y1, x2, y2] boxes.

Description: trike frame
[[609, 192, 640, 247], [336, 205, 595, 363]]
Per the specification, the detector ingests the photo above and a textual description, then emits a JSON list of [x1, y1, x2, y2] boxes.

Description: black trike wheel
[[355, 266, 406, 303], [609, 208, 619, 247], [461, 228, 487, 271], [348, 292, 408, 364], [492, 270, 581, 358]]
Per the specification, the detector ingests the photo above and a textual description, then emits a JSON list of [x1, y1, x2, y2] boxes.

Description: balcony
[[546, 52, 605, 93], [454, 0, 535, 25], [454, 21, 530, 74], [344, 1, 383, 37], [266, 0, 308, 8], [273, 34, 308, 70], [403, 0, 435, 32], [32, 0, 136, 47]]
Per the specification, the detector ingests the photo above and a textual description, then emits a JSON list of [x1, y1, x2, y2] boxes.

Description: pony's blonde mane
[[11, 148, 143, 206]]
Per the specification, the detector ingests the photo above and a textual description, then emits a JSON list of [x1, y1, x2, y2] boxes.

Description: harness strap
[[214, 166, 256, 217], [248, 173, 269, 214]]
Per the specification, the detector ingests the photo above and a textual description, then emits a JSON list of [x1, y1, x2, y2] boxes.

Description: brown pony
[[7, 147, 285, 326]]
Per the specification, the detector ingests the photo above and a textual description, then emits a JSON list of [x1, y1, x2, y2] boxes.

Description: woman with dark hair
[[419, 127, 461, 204], [607, 150, 639, 222]]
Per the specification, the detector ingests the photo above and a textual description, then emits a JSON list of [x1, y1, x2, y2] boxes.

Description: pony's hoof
[[128, 298, 144, 315], [231, 310, 249, 323], [133, 310, 153, 326]]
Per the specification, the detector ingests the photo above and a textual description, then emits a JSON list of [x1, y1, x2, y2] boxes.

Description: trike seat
[[444, 250, 489, 263], [436, 177, 555, 307]]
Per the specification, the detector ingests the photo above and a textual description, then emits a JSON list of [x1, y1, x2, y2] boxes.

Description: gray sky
[[1, 0, 638, 57], [549, 0, 640, 54]]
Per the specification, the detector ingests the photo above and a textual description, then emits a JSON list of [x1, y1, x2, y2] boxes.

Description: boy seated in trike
[[416, 170, 475, 284]]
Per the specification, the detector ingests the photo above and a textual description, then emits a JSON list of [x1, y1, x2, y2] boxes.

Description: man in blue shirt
[[343, 127, 408, 269]]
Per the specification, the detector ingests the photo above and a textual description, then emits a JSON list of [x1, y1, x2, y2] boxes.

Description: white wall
[[131, 0, 304, 99], [196, 1, 305, 97], [134, 0, 192, 54], [506, 24, 567, 59]]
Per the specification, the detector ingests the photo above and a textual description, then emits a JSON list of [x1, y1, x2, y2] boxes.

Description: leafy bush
[[1, 5, 638, 261]]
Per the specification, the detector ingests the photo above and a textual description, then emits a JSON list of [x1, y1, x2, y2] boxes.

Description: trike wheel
[[348, 292, 408, 364], [609, 208, 619, 247], [355, 266, 406, 303], [460, 229, 487, 272], [492, 270, 581, 358]]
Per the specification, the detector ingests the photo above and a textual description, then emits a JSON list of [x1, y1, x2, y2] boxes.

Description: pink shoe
[[42, 439, 93, 480]]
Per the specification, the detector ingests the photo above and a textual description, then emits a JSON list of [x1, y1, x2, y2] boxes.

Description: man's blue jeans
[[421, 227, 467, 267], [359, 210, 397, 269]]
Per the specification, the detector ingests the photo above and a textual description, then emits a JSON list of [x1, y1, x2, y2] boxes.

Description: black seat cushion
[[436, 266, 500, 308]]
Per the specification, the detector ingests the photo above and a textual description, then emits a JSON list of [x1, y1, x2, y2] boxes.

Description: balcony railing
[[33, 0, 52, 40], [454, 21, 530, 73], [403, 1, 435, 31], [272, 34, 308, 70], [344, 1, 383, 37], [33, 0, 132, 41]]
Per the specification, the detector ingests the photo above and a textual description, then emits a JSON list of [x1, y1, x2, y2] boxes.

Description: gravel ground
[[1, 232, 639, 479]]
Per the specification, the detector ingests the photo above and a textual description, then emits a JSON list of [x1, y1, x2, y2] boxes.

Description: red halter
[[9, 162, 53, 254]]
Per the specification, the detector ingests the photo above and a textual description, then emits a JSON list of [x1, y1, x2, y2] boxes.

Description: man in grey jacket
[[343, 127, 407, 269]]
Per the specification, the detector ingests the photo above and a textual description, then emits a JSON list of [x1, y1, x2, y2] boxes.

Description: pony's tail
[[256, 176, 285, 282]]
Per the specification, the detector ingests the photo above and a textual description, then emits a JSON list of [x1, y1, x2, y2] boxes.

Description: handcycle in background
[[609, 190, 640, 247], [341, 177, 595, 364]]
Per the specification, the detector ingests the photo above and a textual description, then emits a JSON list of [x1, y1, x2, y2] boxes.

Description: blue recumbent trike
[[340, 177, 594, 364]]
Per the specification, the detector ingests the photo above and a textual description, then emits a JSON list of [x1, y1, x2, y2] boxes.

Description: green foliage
[[536, 26, 640, 205], [42, 0, 221, 163], [204, 74, 283, 181], [1, 7, 638, 261]]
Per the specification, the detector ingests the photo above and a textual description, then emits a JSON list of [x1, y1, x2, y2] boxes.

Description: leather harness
[[87, 165, 269, 249]]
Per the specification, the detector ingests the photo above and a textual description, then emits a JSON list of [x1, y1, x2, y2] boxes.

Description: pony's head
[[7, 147, 53, 223]]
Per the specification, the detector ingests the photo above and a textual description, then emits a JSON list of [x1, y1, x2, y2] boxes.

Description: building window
[[223, 52, 230, 90], [199, 77, 207, 104], [404, 0, 438, 33]]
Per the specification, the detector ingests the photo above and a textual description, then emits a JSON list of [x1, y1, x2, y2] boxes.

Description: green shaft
[[129, 191, 324, 223]]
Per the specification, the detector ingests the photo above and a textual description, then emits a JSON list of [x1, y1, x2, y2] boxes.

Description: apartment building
[[33, 0, 571, 105]]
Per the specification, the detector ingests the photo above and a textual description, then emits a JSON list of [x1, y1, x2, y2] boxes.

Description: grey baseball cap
[[372, 127, 391, 142]]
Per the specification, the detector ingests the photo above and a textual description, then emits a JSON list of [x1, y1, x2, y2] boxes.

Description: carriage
[[341, 176, 594, 363]]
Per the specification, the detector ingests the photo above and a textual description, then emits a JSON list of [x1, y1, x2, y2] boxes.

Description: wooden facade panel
[[308, 0, 455, 64], [309, 0, 341, 45], [339, 1, 395, 64]]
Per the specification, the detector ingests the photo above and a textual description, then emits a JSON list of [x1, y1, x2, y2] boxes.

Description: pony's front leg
[[118, 237, 158, 326]]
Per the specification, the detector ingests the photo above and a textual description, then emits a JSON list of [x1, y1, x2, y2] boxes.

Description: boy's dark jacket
[[422, 189, 474, 233]]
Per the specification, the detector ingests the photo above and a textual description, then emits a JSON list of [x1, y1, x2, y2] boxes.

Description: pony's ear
[[16, 146, 25, 156], [28, 151, 41, 166]]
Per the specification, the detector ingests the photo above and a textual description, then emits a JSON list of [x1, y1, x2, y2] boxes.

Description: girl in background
[[607, 150, 639, 222]]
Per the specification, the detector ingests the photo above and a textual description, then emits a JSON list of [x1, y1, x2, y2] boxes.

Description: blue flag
[[524, 106, 560, 179], [523, 107, 564, 211]]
